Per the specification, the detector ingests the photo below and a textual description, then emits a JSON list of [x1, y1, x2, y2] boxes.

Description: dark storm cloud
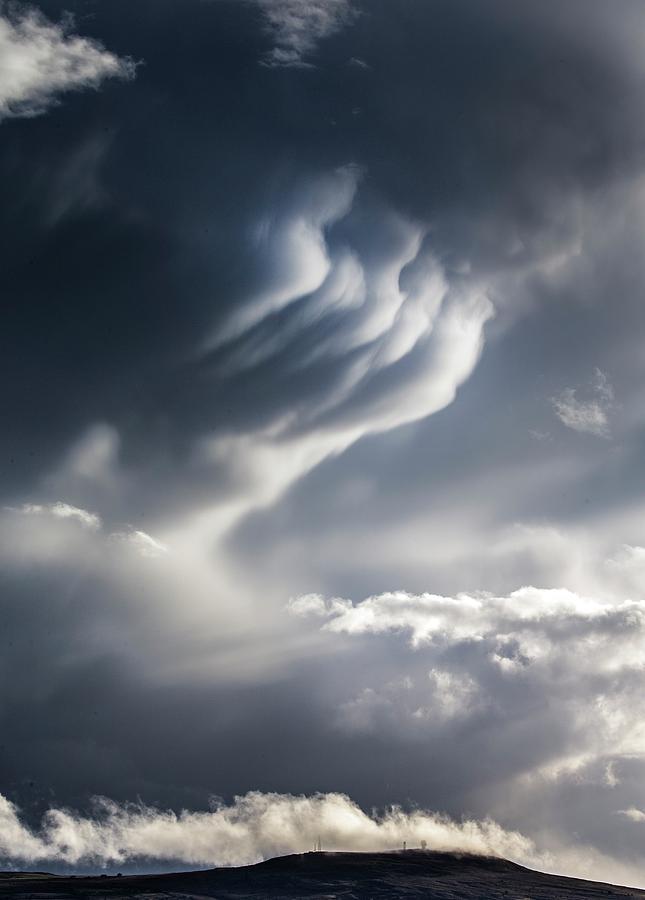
[[5, 0, 645, 886], [5, 0, 645, 496]]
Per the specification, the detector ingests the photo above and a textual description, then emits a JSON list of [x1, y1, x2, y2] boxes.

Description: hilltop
[[1, 850, 644, 899]]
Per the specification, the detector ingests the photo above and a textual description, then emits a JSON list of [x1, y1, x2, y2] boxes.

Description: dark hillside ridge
[[1, 850, 644, 898]]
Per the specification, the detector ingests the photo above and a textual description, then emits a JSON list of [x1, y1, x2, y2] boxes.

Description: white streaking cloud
[[9, 501, 102, 530], [190, 171, 493, 543], [0, 5, 135, 122]]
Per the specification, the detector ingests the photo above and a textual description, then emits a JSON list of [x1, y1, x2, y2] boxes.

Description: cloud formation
[[110, 529, 168, 559], [5, 0, 645, 889], [290, 584, 645, 750], [2, 498, 166, 563], [618, 808, 645, 824], [2, 788, 644, 888], [8, 501, 101, 530], [551, 368, 614, 437], [0, 789, 537, 867], [190, 169, 493, 538], [0, 5, 134, 122], [288, 579, 645, 884], [255, 0, 354, 67], [290, 585, 645, 656]]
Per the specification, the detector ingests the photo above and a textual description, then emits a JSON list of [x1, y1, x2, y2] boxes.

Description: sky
[[3, 0, 645, 885]]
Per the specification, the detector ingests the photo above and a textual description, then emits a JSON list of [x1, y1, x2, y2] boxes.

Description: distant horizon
[[3, 847, 645, 897]]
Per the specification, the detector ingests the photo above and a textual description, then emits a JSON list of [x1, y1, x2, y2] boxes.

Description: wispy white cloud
[[109, 528, 168, 559], [255, 0, 355, 67], [617, 807, 645, 823], [551, 368, 614, 437], [0, 5, 135, 123], [4, 496, 168, 560], [8, 500, 102, 530], [288, 592, 349, 617], [552, 389, 609, 436]]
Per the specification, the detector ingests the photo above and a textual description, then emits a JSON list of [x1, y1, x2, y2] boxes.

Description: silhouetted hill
[[1, 850, 644, 898]]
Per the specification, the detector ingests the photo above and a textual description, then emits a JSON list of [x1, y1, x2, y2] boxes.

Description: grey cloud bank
[[3, 0, 645, 888]]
